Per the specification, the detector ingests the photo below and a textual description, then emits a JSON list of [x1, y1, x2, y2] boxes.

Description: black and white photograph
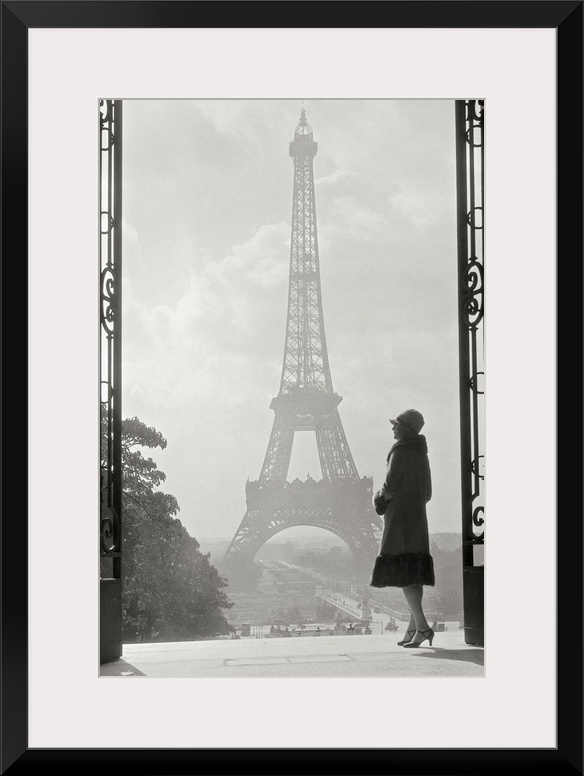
[[100, 98, 485, 678], [15, 9, 573, 768]]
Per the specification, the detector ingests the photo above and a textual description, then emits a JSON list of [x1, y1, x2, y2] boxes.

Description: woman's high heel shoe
[[403, 628, 435, 648], [397, 629, 416, 646]]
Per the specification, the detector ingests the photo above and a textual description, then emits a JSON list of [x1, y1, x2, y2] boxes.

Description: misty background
[[120, 98, 460, 552]]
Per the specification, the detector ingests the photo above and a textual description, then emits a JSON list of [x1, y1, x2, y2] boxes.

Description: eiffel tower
[[223, 109, 381, 579]]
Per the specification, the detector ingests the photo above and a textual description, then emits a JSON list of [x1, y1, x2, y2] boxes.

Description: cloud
[[315, 168, 358, 193], [325, 196, 390, 240], [123, 221, 290, 417], [205, 222, 289, 293]]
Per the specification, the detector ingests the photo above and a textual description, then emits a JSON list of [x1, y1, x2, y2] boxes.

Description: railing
[[99, 99, 123, 663], [248, 622, 387, 637], [99, 99, 123, 574], [456, 98, 485, 647], [456, 98, 485, 564]]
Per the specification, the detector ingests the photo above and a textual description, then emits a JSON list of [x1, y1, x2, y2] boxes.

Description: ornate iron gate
[[99, 99, 123, 663], [455, 99, 485, 646]]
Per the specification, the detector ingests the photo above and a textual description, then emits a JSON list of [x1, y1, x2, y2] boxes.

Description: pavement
[[100, 629, 484, 678]]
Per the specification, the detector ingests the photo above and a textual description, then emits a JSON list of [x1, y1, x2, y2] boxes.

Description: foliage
[[119, 417, 233, 643]]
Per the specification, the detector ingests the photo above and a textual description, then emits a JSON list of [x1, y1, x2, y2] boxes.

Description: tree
[[119, 417, 233, 643]]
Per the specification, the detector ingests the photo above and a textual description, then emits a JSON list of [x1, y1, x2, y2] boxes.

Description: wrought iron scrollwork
[[101, 267, 115, 335], [99, 100, 123, 570], [100, 100, 115, 151], [462, 258, 484, 328], [470, 371, 485, 395], [456, 99, 485, 551]]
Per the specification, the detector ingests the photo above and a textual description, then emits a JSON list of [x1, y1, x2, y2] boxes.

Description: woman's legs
[[406, 610, 416, 631], [402, 584, 431, 633], [396, 608, 417, 644]]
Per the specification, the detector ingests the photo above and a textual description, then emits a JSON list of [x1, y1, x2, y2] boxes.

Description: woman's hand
[[373, 490, 389, 515]]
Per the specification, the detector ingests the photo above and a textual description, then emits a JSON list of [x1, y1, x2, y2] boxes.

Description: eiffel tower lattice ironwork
[[223, 110, 381, 572]]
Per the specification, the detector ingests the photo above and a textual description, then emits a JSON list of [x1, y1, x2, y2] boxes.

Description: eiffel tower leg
[[221, 508, 292, 591], [223, 510, 261, 563], [225, 516, 283, 562], [315, 410, 359, 481], [222, 415, 294, 566], [258, 415, 294, 485]]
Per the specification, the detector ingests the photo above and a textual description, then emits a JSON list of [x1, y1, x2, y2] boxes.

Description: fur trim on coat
[[369, 552, 435, 588]]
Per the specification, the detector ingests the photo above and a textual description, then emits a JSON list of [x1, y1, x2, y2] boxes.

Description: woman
[[370, 409, 435, 647]]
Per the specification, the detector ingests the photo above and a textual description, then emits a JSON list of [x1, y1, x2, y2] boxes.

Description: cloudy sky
[[121, 98, 461, 543]]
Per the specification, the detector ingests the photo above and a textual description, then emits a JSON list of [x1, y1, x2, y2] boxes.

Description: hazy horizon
[[196, 528, 463, 544]]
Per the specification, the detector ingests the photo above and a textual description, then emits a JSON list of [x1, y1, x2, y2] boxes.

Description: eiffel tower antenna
[[223, 111, 381, 576]]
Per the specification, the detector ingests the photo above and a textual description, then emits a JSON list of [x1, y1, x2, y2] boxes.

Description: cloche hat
[[390, 409, 425, 434]]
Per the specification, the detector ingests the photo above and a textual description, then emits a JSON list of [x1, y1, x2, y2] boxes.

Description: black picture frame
[[2, 1, 581, 773]]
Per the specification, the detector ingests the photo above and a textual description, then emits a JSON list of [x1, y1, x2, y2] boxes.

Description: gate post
[[455, 100, 485, 646], [99, 99, 123, 663]]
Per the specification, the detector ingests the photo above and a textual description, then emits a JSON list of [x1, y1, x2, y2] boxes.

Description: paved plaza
[[100, 629, 484, 679]]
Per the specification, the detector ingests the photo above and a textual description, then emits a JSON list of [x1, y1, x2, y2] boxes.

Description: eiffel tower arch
[[223, 110, 382, 580]]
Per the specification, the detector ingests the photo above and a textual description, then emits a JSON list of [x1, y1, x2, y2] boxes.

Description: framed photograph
[[5, 1, 581, 773]]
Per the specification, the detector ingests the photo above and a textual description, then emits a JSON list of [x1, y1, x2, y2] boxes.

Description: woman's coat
[[379, 434, 432, 555], [370, 434, 435, 588]]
